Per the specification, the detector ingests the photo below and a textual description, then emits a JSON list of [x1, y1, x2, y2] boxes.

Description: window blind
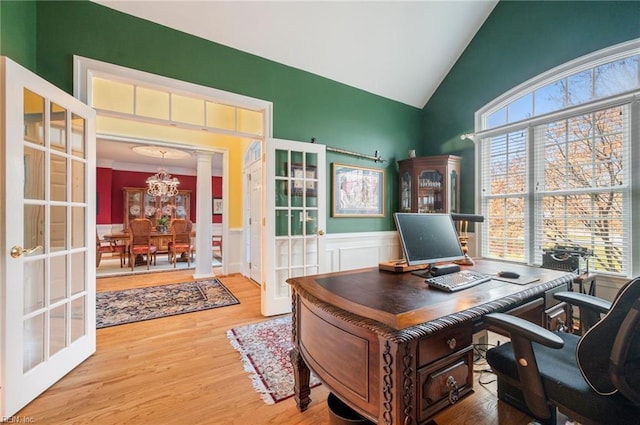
[[480, 129, 529, 262], [533, 104, 630, 274]]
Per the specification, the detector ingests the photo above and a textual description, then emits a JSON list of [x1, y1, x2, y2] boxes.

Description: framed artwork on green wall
[[332, 163, 385, 217]]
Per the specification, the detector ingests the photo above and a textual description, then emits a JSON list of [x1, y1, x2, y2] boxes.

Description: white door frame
[[73, 56, 273, 287], [245, 153, 263, 284]]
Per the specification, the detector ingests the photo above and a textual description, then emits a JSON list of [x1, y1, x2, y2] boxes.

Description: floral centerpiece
[[156, 213, 170, 233]]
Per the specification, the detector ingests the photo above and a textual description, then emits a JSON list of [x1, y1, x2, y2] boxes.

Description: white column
[[193, 151, 214, 278]]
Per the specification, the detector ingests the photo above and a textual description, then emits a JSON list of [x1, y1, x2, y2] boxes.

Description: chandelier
[[146, 151, 180, 200]]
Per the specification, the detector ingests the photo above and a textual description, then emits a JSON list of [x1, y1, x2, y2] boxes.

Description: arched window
[[475, 40, 639, 277]]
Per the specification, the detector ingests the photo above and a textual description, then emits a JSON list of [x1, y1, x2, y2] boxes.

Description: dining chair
[[96, 231, 125, 268], [168, 219, 193, 268], [128, 218, 157, 271], [212, 234, 223, 259]]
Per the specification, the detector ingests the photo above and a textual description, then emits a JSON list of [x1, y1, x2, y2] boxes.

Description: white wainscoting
[[223, 227, 243, 274], [324, 231, 401, 272]]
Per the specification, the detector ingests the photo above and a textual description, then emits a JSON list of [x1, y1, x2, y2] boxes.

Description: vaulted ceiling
[[95, 1, 498, 109]]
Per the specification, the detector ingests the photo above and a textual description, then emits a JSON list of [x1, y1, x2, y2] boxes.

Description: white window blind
[[533, 105, 630, 274], [480, 130, 529, 262]]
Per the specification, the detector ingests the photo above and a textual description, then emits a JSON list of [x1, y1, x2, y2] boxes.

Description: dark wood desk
[[287, 260, 574, 425]]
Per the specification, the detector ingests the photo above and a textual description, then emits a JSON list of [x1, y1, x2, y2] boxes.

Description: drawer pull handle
[[447, 337, 456, 350], [446, 375, 460, 404]]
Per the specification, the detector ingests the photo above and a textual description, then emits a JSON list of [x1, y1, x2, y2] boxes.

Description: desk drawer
[[418, 324, 472, 367], [418, 346, 473, 421]]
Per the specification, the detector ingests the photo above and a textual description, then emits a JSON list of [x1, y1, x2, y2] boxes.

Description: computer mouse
[[498, 271, 520, 279]]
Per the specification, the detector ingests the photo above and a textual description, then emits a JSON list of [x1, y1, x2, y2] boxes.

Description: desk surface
[[290, 259, 573, 331]]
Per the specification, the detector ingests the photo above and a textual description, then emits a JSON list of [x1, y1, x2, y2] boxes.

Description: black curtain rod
[[310, 137, 385, 163]]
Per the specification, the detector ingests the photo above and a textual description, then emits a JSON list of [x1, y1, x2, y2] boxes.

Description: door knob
[[10, 245, 42, 258], [317, 230, 325, 236]]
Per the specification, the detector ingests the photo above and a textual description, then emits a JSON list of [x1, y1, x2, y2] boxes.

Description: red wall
[[96, 168, 113, 224], [97, 167, 223, 225]]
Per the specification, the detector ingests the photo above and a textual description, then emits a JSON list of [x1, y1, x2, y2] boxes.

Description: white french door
[[248, 160, 263, 284], [1, 57, 96, 417], [263, 139, 326, 316]]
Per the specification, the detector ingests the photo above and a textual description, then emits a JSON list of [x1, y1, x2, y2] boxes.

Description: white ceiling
[[97, 138, 224, 175], [95, 0, 498, 109]]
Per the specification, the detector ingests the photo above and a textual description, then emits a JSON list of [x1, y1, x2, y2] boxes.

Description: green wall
[[7, 1, 637, 232], [29, 0, 421, 233], [422, 1, 640, 214], [0, 0, 37, 71]]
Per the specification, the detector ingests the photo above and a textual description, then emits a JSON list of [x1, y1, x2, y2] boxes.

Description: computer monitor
[[393, 213, 465, 266]]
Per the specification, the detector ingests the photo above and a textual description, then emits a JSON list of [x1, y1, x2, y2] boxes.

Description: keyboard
[[425, 270, 491, 292]]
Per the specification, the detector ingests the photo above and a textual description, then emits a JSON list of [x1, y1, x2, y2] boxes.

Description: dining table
[[103, 230, 196, 266]]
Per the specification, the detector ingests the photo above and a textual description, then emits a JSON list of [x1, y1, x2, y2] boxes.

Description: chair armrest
[[553, 291, 611, 314], [485, 312, 563, 419], [485, 313, 564, 348], [555, 291, 611, 332]]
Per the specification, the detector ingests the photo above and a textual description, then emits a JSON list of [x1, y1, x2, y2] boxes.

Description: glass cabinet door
[[143, 192, 158, 223], [126, 190, 143, 225], [417, 170, 443, 213], [401, 172, 411, 212], [175, 192, 189, 219]]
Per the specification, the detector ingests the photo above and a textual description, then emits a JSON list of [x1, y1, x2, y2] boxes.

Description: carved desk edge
[[289, 273, 575, 344]]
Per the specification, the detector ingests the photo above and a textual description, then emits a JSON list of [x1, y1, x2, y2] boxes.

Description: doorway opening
[[74, 56, 272, 282]]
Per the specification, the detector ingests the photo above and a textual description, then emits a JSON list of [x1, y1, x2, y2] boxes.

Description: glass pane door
[[1, 56, 96, 417], [265, 139, 326, 316]]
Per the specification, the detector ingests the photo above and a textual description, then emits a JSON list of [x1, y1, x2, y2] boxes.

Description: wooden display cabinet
[[122, 187, 191, 231], [122, 187, 191, 253], [398, 155, 461, 213]]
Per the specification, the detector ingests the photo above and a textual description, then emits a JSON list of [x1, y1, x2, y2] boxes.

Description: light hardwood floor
[[13, 271, 539, 425]]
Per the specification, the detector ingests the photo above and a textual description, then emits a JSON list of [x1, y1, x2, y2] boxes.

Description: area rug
[[97, 279, 239, 328], [227, 315, 321, 404]]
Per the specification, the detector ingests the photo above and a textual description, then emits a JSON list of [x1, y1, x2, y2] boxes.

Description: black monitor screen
[[393, 213, 464, 266]]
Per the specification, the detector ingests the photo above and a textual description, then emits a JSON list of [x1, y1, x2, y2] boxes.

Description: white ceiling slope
[[95, 1, 497, 109]]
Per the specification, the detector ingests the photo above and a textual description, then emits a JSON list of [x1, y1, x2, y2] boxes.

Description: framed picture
[[332, 163, 385, 217], [287, 163, 317, 197], [213, 198, 223, 215]]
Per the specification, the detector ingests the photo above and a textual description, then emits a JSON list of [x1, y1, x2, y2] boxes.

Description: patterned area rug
[[97, 279, 239, 328], [227, 315, 321, 404]]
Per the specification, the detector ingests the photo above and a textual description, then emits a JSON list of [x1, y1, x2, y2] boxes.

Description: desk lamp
[[450, 213, 484, 266]]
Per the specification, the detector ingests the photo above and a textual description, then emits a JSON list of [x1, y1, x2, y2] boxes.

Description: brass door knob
[[10, 245, 42, 258]]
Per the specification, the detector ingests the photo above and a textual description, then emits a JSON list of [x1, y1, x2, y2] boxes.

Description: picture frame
[[287, 163, 317, 197], [213, 198, 223, 215], [332, 163, 385, 217]]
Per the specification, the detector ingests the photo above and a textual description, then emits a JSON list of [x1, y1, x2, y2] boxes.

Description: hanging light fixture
[[145, 150, 180, 200]]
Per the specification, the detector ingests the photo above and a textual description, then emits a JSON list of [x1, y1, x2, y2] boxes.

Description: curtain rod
[[310, 138, 385, 163]]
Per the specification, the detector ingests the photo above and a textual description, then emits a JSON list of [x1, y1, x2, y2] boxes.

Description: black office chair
[[484, 277, 640, 425]]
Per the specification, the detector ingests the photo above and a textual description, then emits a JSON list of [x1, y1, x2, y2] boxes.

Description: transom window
[[476, 40, 639, 277]]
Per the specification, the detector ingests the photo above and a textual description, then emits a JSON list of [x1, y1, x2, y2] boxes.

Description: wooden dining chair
[[168, 219, 193, 268], [96, 231, 125, 268], [212, 234, 223, 259], [128, 219, 157, 271]]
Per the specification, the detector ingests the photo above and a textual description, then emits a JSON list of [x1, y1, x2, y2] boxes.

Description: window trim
[[475, 39, 640, 131], [474, 40, 640, 278]]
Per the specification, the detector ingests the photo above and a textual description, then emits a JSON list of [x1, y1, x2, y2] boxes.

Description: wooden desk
[[287, 260, 574, 424]]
